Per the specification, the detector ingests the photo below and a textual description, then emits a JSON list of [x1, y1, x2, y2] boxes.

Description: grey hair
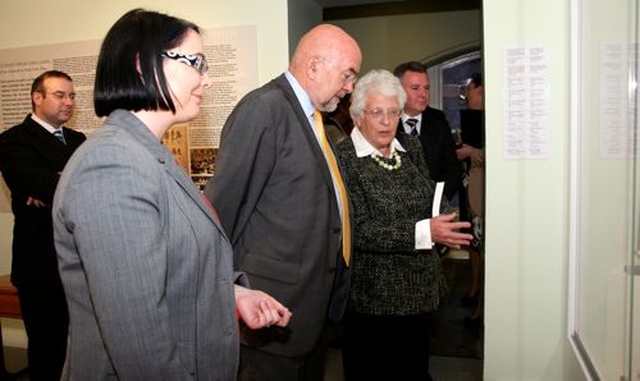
[[349, 69, 406, 120]]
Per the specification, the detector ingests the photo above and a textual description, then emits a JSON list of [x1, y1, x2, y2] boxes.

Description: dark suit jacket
[[397, 106, 461, 201], [205, 74, 350, 357], [0, 115, 85, 287]]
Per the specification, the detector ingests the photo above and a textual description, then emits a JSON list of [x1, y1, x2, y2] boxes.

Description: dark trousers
[[342, 310, 433, 381], [17, 281, 69, 381], [238, 325, 329, 381]]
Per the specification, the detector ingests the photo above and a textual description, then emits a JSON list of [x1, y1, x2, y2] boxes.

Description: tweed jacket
[[335, 131, 448, 315]]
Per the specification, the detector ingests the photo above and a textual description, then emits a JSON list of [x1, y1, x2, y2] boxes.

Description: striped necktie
[[314, 110, 351, 266], [53, 129, 66, 144], [406, 118, 419, 136]]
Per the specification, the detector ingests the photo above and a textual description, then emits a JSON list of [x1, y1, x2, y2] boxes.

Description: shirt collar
[[31, 114, 59, 134], [350, 127, 407, 158], [285, 71, 315, 120], [402, 113, 422, 124]]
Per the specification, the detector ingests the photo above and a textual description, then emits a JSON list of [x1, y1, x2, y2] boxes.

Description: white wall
[[0, 0, 290, 349], [483, 0, 584, 379]]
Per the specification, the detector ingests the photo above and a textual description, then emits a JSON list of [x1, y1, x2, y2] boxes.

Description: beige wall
[[331, 10, 482, 74], [0, 0, 289, 83]]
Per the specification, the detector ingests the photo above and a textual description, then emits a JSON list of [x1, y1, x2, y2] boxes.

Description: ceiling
[[316, 0, 481, 20], [315, 0, 406, 7]]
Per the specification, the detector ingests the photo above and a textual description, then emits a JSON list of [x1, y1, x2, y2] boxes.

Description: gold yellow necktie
[[314, 110, 351, 266]]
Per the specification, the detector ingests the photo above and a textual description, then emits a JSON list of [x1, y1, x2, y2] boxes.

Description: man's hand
[[234, 285, 292, 329], [456, 144, 473, 161], [26, 196, 48, 208]]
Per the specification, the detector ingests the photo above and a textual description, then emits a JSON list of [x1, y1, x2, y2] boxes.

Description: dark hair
[[31, 70, 73, 110], [94, 8, 201, 117], [392, 61, 427, 78], [469, 72, 482, 87]]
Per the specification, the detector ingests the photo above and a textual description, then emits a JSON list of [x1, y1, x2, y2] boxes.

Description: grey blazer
[[205, 74, 350, 357], [53, 110, 242, 380]]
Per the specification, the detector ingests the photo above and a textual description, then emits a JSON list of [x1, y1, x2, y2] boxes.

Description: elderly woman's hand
[[430, 212, 473, 249], [234, 285, 293, 329]]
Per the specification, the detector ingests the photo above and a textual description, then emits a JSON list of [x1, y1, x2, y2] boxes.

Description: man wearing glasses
[[0, 70, 85, 381], [206, 24, 361, 381]]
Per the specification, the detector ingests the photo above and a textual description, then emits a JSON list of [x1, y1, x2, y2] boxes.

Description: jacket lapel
[[107, 110, 227, 236], [274, 75, 336, 194]]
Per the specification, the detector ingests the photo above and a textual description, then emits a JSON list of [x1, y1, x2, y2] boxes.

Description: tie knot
[[406, 118, 418, 136], [53, 129, 66, 144]]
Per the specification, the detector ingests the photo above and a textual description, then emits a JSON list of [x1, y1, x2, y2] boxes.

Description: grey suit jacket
[[205, 74, 349, 357], [53, 110, 242, 380]]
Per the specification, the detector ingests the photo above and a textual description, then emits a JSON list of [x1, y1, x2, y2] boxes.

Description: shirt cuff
[[415, 219, 433, 250], [234, 271, 249, 287]]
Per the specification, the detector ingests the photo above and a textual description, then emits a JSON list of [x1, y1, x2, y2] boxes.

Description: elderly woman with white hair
[[335, 69, 472, 381]]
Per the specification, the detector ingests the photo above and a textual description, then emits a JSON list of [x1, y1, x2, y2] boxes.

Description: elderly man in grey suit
[[205, 24, 362, 381]]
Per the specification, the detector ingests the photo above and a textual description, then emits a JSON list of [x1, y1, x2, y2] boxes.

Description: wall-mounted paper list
[[503, 46, 550, 159]]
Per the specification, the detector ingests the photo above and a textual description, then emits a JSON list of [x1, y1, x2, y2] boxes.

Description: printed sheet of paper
[[432, 182, 444, 217], [503, 46, 550, 159], [600, 42, 637, 158]]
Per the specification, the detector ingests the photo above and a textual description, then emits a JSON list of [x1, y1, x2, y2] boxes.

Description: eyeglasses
[[43, 91, 75, 101], [318, 56, 357, 84], [340, 70, 357, 84], [364, 108, 402, 120], [162, 51, 209, 75]]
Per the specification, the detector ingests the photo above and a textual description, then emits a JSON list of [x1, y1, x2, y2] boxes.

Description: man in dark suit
[[393, 61, 461, 201], [205, 24, 362, 381], [0, 70, 85, 381]]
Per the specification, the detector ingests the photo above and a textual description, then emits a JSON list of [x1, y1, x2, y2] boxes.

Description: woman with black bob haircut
[[52, 8, 291, 380], [93, 8, 200, 116]]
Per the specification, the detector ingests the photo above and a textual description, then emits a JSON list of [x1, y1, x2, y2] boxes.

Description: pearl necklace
[[371, 150, 402, 171]]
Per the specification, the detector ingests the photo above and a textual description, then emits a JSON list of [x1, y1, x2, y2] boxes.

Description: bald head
[[289, 24, 362, 112], [290, 24, 360, 73]]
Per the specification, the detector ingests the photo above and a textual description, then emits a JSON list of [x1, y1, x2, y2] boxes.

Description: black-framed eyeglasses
[[162, 51, 209, 75]]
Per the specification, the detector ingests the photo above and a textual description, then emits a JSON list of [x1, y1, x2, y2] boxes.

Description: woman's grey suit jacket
[[53, 110, 243, 380]]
